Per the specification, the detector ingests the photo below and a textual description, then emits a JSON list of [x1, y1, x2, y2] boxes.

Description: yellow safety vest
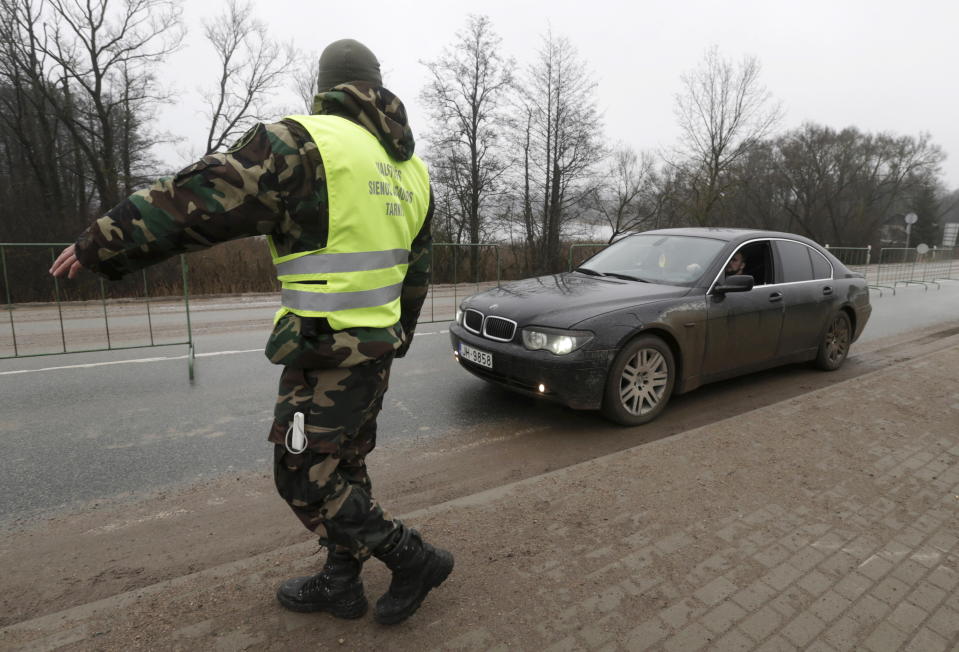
[[268, 114, 430, 330]]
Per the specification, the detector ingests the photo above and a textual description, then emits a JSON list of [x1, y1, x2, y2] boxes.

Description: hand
[[395, 334, 411, 358], [49, 244, 84, 279], [395, 322, 412, 358]]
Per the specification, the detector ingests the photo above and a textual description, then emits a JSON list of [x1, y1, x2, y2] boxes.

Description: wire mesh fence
[[825, 244, 958, 296], [422, 243, 501, 324], [922, 247, 958, 282], [1, 243, 195, 378]]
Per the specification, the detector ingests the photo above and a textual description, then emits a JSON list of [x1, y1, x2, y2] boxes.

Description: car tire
[[601, 334, 676, 426], [815, 311, 851, 371]]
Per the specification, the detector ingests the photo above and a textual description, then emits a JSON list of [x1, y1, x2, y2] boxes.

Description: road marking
[[0, 348, 262, 376], [195, 349, 262, 358], [1, 331, 451, 376]]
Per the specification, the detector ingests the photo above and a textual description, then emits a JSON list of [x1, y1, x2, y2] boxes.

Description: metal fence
[[922, 247, 959, 282], [420, 242, 616, 323], [421, 243, 502, 324], [875, 248, 942, 293], [825, 244, 958, 296], [1, 243, 195, 378]]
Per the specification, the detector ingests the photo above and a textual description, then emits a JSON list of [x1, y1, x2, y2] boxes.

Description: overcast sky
[[156, 0, 958, 190]]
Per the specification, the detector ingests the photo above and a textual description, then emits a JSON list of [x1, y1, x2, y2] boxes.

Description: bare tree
[[0, 0, 69, 225], [673, 45, 782, 226], [516, 30, 605, 273], [37, 0, 184, 211], [420, 14, 513, 278], [201, 0, 295, 155], [588, 146, 661, 242], [290, 53, 319, 113]]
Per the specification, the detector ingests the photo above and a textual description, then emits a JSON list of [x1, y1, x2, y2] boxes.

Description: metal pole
[[49, 247, 67, 353], [143, 268, 155, 346], [452, 245, 458, 318], [181, 255, 193, 346], [1, 246, 18, 356], [428, 243, 435, 322], [99, 277, 112, 349], [180, 255, 195, 380]]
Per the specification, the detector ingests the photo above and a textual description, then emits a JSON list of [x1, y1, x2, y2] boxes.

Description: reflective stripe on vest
[[270, 114, 430, 330], [281, 282, 403, 313], [274, 248, 410, 277]]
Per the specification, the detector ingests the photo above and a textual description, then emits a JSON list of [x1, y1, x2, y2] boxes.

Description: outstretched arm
[[50, 123, 304, 281]]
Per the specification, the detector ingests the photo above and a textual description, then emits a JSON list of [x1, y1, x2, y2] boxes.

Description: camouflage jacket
[[74, 83, 433, 368]]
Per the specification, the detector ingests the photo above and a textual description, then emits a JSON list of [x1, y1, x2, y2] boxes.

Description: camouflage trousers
[[269, 354, 398, 561]]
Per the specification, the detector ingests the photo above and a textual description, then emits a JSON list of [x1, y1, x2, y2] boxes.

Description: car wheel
[[601, 334, 676, 426], [815, 311, 851, 371]]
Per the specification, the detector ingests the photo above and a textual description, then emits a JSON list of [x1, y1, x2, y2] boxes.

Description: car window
[[810, 248, 832, 279], [582, 234, 726, 286], [776, 240, 814, 283], [725, 241, 774, 285]]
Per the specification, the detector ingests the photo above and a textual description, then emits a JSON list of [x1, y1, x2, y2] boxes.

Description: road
[[1, 281, 958, 523]]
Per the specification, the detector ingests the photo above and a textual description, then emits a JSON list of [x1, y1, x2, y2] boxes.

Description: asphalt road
[[1, 281, 957, 523]]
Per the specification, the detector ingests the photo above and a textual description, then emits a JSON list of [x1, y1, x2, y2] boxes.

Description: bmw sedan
[[449, 228, 872, 425]]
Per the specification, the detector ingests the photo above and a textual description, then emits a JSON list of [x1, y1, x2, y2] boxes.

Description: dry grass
[[2, 238, 607, 304]]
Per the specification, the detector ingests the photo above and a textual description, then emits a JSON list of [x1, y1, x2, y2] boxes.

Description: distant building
[[943, 221, 958, 247]]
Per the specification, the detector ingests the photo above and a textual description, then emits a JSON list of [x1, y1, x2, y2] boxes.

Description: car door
[[702, 240, 784, 378], [774, 240, 838, 358]]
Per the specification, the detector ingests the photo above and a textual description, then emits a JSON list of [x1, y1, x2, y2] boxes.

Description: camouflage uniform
[[74, 83, 433, 561]]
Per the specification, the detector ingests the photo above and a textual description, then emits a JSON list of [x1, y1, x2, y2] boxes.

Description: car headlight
[[521, 327, 593, 355], [455, 307, 464, 325]]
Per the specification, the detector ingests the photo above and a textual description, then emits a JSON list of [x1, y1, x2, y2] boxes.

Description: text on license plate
[[460, 343, 493, 368]]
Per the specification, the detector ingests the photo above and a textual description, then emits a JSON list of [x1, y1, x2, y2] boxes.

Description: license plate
[[459, 343, 493, 369]]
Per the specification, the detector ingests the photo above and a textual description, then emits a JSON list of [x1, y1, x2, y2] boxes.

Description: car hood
[[462, 272, 692, 328]]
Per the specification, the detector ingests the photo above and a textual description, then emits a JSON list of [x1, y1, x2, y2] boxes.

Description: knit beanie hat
[[316, 39, 382, 91]]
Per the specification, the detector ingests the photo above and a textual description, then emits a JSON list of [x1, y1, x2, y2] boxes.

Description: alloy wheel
[[825, 315, 850, 365], [619, 348, 670, 416]]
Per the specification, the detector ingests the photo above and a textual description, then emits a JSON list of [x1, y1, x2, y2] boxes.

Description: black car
[[449, 228, 872, 425]]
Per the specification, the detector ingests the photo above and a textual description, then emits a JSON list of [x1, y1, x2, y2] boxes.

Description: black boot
[[276, 548, 367, 618], [373, 526, 454, 625]]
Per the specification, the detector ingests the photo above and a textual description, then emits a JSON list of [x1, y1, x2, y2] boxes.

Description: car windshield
[[577, 234, 726, 286]]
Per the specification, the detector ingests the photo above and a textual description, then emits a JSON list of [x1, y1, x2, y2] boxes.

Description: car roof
[[634, 227, 821, 247]]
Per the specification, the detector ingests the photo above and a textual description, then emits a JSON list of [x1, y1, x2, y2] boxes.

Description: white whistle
[[289, 411, 307, 453]]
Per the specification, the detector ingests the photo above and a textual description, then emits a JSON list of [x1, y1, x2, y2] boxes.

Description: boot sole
[[276, 591, 369, 619], [374, 551, 454, 625]]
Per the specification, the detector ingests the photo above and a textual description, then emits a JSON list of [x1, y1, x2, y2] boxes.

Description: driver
[[725, 251, 746, 276]]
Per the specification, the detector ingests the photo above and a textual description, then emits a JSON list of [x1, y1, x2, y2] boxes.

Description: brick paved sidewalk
[[3, 346, 958, 651]]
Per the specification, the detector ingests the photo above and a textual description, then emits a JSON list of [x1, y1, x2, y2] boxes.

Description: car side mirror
[[714, 274, 755, 294]]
